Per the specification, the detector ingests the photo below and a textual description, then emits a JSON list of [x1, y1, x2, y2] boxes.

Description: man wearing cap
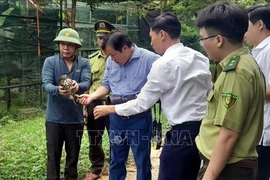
[[83, 20, 115, 180], [42, 28, 91, 180]]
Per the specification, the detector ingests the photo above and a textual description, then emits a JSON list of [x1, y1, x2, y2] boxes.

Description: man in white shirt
[[79, 12, 212, 180], [245, 4, 270, 180]]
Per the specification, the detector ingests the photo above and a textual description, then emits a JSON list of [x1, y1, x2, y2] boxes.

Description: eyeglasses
[[198, 35, 227, 46], [198, 35, 219, 42]]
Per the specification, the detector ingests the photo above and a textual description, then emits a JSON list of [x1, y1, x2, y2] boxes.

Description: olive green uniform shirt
[[89, 51, 107, 94], [196, 47, 265, 163]]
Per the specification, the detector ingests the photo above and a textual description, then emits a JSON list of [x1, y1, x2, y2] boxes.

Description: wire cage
[[0, 0, 148, 116]]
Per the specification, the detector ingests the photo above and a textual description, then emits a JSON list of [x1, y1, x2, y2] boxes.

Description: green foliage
[[0, 117, 47, 179], [232, 0, 267, 7], [0, 115, 110, 179], [180, 23, 201, 51], [171, 0, 270, 52], [0, 115, 13, 125], [0, 103, 19, 125], [172, 0, 215, 51], [79, 0, 148, 11]]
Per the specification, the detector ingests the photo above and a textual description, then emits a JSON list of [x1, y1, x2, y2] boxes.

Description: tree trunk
[[71, 0, 77, 29], [64, 0, 70, 27]]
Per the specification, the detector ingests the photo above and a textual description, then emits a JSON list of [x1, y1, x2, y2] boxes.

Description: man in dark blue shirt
[[42, 28, 91, 180]]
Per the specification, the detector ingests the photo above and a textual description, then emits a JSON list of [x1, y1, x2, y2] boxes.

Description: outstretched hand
[[78, 94, 94, 105]]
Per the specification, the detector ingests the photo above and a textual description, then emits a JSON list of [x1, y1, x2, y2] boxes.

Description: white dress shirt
[[115, 43, 212, 126], [252, 36, 270, 146]]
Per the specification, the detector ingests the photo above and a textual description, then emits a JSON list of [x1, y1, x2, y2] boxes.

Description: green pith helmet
[[54, 28, 82, 47]]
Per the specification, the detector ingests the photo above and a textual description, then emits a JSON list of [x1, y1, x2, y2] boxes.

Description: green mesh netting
[[0, 1, 145, 112], [0, 5, 59, 78]]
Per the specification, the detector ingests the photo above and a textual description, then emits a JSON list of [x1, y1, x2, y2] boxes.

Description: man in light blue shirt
[[101, 42, 156, 96], [79, 30, 160, 180], [80, 13, 212, 180]]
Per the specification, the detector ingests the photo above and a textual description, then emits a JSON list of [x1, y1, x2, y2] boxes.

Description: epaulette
[[223, 56, 240, 72], [88, 51, 99, 59]]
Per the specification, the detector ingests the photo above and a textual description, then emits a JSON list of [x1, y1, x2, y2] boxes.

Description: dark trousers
[[256, 145, 270, 180], [45, 121, 84, 180], [158, 121, 201, 180], [197, 157, 258, 180], [86, 100, 109, 175], [109, 111, 152, 180]]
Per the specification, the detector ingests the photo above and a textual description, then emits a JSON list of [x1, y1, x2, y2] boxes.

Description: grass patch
[[0, 116, 47, 179], [0, 109, 168, 179], [0, 115, 110, 179]]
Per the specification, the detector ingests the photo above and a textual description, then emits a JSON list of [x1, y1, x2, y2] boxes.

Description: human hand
[[78, 94, 94, 105], [59, 86, 69, 97], [94, 105, 110, 119], [71, 80, 79, 94]]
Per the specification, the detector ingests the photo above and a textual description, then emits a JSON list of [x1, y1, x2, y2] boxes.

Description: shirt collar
[[254, 36, 270, 50], [123, 44, 139, 66], [130, 44, 139, 59], [219, 47, 250, 70], [60, 54, 77, 63], [163, 43, 184, 56]]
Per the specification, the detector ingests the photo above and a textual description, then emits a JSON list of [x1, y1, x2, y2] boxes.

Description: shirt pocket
[[206, 90, 216, 119], [129, 76, 145, 91]]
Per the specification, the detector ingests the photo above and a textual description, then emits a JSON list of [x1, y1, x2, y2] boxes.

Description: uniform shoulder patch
[[88, 51, 99, 59], [223, 56, 240, 72], [222, 92, 238, 109]]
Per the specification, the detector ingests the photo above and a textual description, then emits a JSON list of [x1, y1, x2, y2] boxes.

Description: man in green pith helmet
[[83, 20, 115, 180], [42, 28, 91, 180]]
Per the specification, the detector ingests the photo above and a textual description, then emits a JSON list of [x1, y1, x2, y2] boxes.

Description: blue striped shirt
[[101, 44, 160, 96]]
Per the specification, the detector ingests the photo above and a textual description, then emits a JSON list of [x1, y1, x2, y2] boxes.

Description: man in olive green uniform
[[195, 2, 265, 180], [84, 20, 115, 180]]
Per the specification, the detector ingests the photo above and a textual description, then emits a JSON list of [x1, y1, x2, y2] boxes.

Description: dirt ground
[[97, 147, 162, 180]]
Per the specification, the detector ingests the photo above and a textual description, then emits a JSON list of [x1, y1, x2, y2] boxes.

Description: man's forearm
[[44, 83, 59, 96], [203, 127, 239, 180], [91, 86, 110, 100]]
